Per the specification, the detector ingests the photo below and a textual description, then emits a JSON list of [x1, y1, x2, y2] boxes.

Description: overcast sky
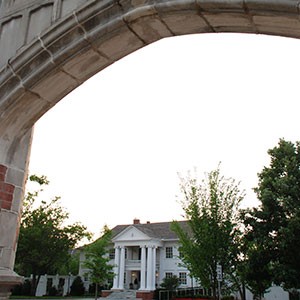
[[27, 33, 300, 238]]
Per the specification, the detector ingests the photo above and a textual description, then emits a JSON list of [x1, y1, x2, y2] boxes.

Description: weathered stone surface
[[0, 16, 24, 68], [95, 26, 145, 61], [125, 14, 173, 44], [62, 48, 109, 81], [31, 69, 78, 103], [27, 4, 53, 43], [253, 14, 300, 37], [203, 12, 255, 33], [0, 210, 18, 259], [160, 11, 211, 35]]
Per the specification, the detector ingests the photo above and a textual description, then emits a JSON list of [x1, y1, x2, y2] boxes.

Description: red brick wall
[[136, 291, 155, 300], [101, 290, 113, 297], [0, 165, 15, 210]]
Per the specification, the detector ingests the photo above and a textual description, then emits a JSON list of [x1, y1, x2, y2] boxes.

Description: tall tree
[[172, 167, 245, 300], [15, 175, 91, 296], [83, 225, 114, 299], [243, 139, 300, 294]]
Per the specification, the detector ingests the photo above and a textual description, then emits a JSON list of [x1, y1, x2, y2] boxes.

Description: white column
[[119, 247, 126, 289], [146, 246, 153, 290], [112, 247, 120, 289], [152, 247, 157, 290], [140, 246, 146, 290]]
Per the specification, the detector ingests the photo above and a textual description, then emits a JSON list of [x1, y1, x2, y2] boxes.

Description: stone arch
[[1, 0, 300, 297]]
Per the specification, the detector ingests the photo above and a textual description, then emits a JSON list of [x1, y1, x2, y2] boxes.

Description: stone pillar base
[[0, 269, 23, 300]]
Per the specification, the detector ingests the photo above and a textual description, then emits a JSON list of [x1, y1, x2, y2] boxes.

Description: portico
[[111, 225, 161, 291]]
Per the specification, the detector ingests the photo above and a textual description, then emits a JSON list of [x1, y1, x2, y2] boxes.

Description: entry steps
[[102, 290, 142, 300]]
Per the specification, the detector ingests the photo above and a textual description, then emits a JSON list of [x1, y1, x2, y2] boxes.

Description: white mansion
[[34, 219, 291, 300], [79, 219, 192, 291]]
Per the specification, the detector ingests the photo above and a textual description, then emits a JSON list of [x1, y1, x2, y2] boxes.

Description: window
[[165, 272, 173, 279], [109, 248, 115, 259], [166, 247, 173, 258], [179, 272, 187, 285]]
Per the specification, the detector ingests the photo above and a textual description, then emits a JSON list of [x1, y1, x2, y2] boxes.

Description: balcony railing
[[125, 259, 141, 268]]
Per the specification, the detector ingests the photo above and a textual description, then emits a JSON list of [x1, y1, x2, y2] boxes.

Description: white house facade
[[80, 219, 192, 291], [79, 219, 291, 300], [110, 219, 191, 291]]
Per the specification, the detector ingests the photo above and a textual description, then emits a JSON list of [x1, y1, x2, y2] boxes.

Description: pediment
[[112, 226, 150, 242]]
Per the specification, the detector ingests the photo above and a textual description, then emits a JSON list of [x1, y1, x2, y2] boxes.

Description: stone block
[[126, 14, 173, 44], [31, 69, 78, 103], [197, 0, 244, 11], [160, 11, 211, 35], [0, 210, 18, 248], [13, 49, 52, 89], [79, 1, 123, 37], [27, 3, 53, 43], [253, 15, 300, 38], [0, 91, 46, 142], [0, 247, 14, 269], [155, 0, 198, 13], [45, 26, 89, 66], [63, 48, 109, 81], [11, 187, 23, 214], [0, 16, 23, 69], [61, 0, 88, 18], [203, 12, 255, 33], [6, 168, 24, 189], [245, 0, 299, 14], [94, 26, 144, 62]]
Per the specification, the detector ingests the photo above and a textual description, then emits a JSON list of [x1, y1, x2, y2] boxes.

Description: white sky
[[28, 33, 300, 238]]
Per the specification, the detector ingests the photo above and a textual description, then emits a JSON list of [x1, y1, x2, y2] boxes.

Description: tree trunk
[[212, 280, 217, 300], [30, 274, 36, 296], [30, 274, 41, 296], [95, 283, 98, 300], [238, 282, 246, 300]]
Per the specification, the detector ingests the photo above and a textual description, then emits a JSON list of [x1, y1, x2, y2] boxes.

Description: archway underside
[[1, 0, 300, 164], [1, 0, 300, 297]]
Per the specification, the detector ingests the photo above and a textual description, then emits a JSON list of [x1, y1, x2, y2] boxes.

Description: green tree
[[83, 225, 115, 299], [243, 139, 300, 294], [57, 250, 80, 275], [15, 175, 91, 296], [70, 276, 85, 296], [172, 167, 245, 300], [160, 275, 180, 291]]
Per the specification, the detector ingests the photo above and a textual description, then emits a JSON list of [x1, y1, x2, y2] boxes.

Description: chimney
[[133, 218, 140, 224]]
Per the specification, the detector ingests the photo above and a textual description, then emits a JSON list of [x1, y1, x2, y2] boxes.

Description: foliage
[[221, 296, 234, 300], [172, 166, 245, 300], [48, 286, 58, 296], [242, 139, 300, 294], [160, 275, 180, 291], [70, 276, 85, 296], [83, 225, 114, 299], [15, 175, 91, 296], [57, 251, 80, 275], [11, 279, 32, 296]]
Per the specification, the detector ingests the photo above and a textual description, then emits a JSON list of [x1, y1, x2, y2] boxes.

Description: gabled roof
[[111, 220, 189, 241]]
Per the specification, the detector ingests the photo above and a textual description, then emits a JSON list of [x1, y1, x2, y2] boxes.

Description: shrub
[[160, 275, 180, 291], [221, 296, 234, 300], [11, 279, 32, 296], [70, 276, 85, 296], [48, 286, 58, 296]]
